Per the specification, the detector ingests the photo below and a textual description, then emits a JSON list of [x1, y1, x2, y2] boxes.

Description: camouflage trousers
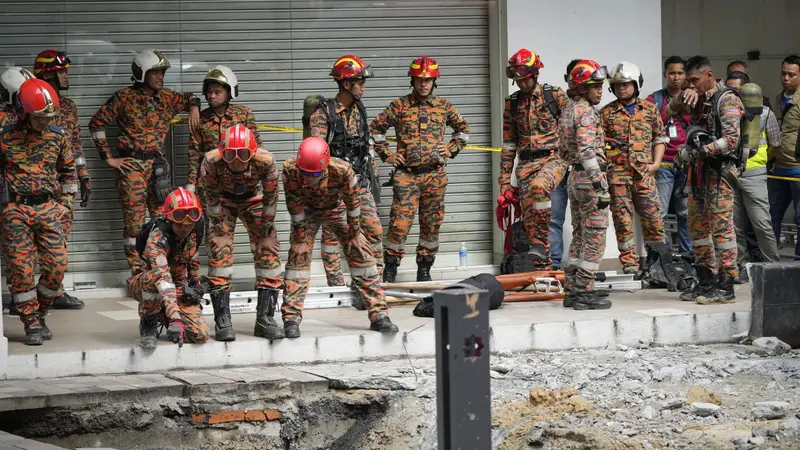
[[517, 154, 569, 269], [609, 171, 665, 270], [116, 159, 161, 275], [320, 187, 383, 286], [127, 271, 209, 344], [207, 195, 283, 291], [565, 171, 609, 293], [384, 166, 446, 262], [282, 203, 388, 324], [688, 173, 738, 277], [1, 200, 69, 330]]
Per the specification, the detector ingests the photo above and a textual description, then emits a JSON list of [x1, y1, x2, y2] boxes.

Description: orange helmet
[[297, 137, 330, 173], [568, 59, 608, 90], [506, 48, 544, 80], [163, 187, 203, 224], [33, 50, 71, 77], [18, 78, 59, 118], [330, 55, 374, 81], [219, 124, 257, 163], [408, 55, 440, 79]]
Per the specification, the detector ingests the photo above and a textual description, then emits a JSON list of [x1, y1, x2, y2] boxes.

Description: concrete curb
[[4, 310, 750, 380]]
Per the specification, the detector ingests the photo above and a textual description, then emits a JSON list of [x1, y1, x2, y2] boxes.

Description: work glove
[[166, 321, 185, 347], [182, 276, 210, 304], [152, 156, 172, 203], [79, 177, 92, 207], [597, 189, 611, 210]]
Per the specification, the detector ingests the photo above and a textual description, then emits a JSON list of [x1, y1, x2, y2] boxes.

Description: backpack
[[499, 221, 538, 275], [412, 273, 505, 317], [510, 84, 560, 122], [640, 243, 695, 292], [136, 215, 205, 261]]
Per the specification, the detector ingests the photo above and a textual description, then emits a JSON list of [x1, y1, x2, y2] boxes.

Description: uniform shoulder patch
[[0, 122, 22, 135], [205, 148, 222, 163], [155, 255, 168, 267], [48, 124, 66, 136], [579, 113, 593, 127]]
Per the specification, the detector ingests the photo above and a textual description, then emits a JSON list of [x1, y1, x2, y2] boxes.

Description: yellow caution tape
[[170, 117, 502, 152]]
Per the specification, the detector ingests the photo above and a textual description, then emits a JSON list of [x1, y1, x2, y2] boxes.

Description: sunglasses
[[169, 207, 202, 223], [222, 147, 254, 163], [506, 65, 538, 80], [302, 170, 322, 177]]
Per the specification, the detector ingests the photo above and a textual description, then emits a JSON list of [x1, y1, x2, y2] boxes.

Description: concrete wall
[[503, 0, 663, 262]]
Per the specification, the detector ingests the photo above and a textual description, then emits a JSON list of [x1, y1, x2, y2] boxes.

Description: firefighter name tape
[[171, 118, 502, 153]]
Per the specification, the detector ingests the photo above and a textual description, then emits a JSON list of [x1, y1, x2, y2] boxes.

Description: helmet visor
[[589, 66, 609, 83], [506, 65, 537, 80], [301, 169, 323, 177], [169, 207, 202, 224], [222, 147, 254, 163]]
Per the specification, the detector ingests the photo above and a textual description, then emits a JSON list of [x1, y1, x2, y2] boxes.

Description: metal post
[[434, 287, 492, 450]]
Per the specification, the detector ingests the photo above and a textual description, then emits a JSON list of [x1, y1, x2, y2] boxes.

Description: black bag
[[412, 273, 504, 318], [640, 243, 695, 292], [500, 221, 536, 275]]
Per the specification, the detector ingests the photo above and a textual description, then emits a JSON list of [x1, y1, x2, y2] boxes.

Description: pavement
[[1, 280, 753, 380]]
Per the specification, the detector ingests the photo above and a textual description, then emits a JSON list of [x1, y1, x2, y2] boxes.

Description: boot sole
[[24, 340, 43, 346], [214, 329, 237, 342], [695, 297, 736, 305], [573, 303, 612, 310], [254, 328, 286, 340], [369, 325, 399, 334]]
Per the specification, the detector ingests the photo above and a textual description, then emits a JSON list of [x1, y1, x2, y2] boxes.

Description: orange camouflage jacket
[[601, 98, 668, 183], [55, 95, 89, 180], [558, 97, 607, 188], [141, 226, 200, 307]]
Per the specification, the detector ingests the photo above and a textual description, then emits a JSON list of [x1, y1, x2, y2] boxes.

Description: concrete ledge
[[4, 308, 750, 380]]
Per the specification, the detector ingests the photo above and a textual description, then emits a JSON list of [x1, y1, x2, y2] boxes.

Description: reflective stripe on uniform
[[711, 137, 728, 152], [347, 207, 361, 217], [157, 280, 176, 294], [349, 177, 358, 188], [37, 284, 61, 298], [291, 212, 305, 223], [582, 158, 600, 170], [715, 240, 738, 250], [502, 142, 517, 152], [142, 291, 159, 301], [61, 183, 78, 193], [91, 130, 106, 141], [618, 239, 636, 251], [208, 205, 221, 215], [322, 244, 339, 253], [13, 289, 38, 304], [693, 236, 714, 247], [384, 241, 405, 251], [255, 268, 282, 278], [263, 205, 277, 216], [576, 260, 600, 271], [124, 237, 137, 246], [453, 132, 470, 142], [184, 184, 196, 193], [372, 134, 386, 143], [532, 201, 552, 209], [419, 239, 439, 249], [285, 269, 310, 280], [350, 265, 378, 277], [209, 267, 234, 277], [75, 156, 86, 167]]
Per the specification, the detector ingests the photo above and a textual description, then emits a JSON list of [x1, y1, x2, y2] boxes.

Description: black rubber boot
[[680, 266, 713, 301], [51, 291, 85, 309], [528, 244, 552, 271], [211, 290, 236, 342], [284, 320, 301, 339], [39, 315, 53, 341], [138, 314, 160, 349], [7, 302, 20, 316], [696, 270, 736, 304], [572, 291, 612, 310], [416, 255, 434, 282], [734, 263, 749, 284], [369, 317, 399, 334], [562, 265, 578, 307], [254, 289, 285, 339], [24, 327, 43, 346], [383, 254, 399, 283], [563, 292, 577, 308]]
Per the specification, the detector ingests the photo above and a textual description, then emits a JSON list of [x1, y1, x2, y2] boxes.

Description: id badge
[[668, 125, 678, 139]]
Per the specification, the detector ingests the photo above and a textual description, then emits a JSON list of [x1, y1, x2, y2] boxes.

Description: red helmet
[[330, 55, 374, 81], [568, 59, 608, 90], [19, 78, 60, 118], [163, 187, 203, 224], [219, 124, 257, 163], [33, 50, 71, 77], [297, 137, 330, 173], [506, 48, 544, 80], [408, 55, 440, 79]]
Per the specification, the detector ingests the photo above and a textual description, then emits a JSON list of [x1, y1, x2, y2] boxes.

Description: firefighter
[[601, 61, 669, 274], [559, 60, 613, 310], [500, 49, 571, 270], [370, 56, 470, 282], [186, 65, 260, 194], [200, 125, 283, 341], [0, 79, 77, 345], [281, 137, 398, 338], [309, 55, 383, 285], [129, 187, 210, 349], [34, 49, 90, 310], [673, 56, 744, 304], [89, 49, 200, 275], [0, 66, 33, 126]]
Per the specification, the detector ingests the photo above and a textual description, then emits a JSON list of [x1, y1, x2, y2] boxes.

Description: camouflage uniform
[[89, 87, 199, 274], [500, 84, 571, 269], [601, 98, 668, 271], [370, 94, 469, 270], [127, 225, 209, 344], [684, 81, 743, 303], [0, 105, 20, 127], [309, 96, 383, 284], [0, 122, 76, 339], [282, 157, 388, 323], [559, 97, 609, 294], [200, 147, 282, 291]]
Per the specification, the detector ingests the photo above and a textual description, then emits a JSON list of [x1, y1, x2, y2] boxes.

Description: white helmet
[[0, 66, 34, 106], [131, 49, 171, 84], [609, 61, 644, 90], [203, 65, 239, 100]]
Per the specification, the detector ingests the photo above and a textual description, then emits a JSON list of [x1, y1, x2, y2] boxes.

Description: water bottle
[[459, 242, 468, 270]]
